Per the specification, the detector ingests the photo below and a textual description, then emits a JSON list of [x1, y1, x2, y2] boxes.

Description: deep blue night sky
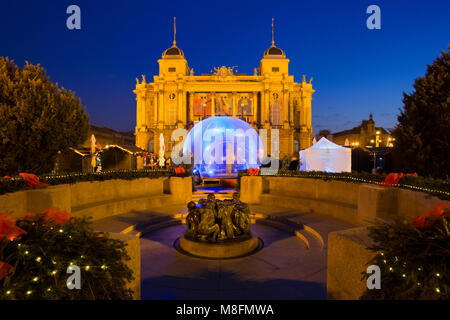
[[1, 0, 449, 134]]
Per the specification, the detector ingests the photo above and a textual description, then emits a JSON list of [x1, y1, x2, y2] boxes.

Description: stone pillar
[[306, 97, 312, 127], [182, 91, 187, 124], [232, 92, 237, 117], [240, 176, 263, 204], [300, 101, 306, 125], [327, 227, 376, 300], [169, 176, 193, 204], [264, 90, 270, 124], [141, 93, 147, 127], [136, 95, 142, 128], [289, 94, 294, 126], [211, 92, 215, 117], [282, 89, 289, 127], [252, 92, 257, 121], [178, 90, 183, 125], [158, 90, 164, 126], [189, 92, 194, 122], [153, 94, 158, 125]]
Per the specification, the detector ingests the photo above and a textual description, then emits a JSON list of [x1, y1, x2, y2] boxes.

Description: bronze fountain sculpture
[[179, 192, 259, 258], [185, 192, 251, 242]]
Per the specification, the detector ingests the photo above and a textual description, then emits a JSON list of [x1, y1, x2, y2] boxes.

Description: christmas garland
[[237, 170, 450, 200]]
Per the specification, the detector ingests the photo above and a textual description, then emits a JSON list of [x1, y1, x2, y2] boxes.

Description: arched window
[[270, 104, 280, 126]]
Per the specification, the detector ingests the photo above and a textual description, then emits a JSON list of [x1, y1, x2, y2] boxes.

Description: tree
[[314, 129, 331, 141], [390, 46, 450, 178], [0, 58, 89, 175]]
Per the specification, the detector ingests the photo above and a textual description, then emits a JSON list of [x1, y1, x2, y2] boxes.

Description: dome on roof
[[263, 45, 286, 58], [162, 45, 184, 58]]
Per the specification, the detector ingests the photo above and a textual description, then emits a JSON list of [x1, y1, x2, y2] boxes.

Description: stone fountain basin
[[177, 233, 261, 259]]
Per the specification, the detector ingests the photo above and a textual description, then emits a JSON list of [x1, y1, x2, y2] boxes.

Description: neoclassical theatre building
[[134, 22, 314, 164]]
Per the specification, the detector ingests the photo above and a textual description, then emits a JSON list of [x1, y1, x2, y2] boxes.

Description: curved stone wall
[[0, 176, 192, 221], [240, 176, 449, 225]]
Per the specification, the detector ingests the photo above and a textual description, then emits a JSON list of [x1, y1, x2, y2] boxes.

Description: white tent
[[299, 137, 351, 173]]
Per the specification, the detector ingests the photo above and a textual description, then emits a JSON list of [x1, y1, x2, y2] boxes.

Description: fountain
[[177, 192, 261, 259]]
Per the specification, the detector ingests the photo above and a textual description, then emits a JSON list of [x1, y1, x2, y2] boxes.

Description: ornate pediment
[[213, 66, 236, 77]]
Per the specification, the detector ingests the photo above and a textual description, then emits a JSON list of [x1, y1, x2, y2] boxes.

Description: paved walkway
[[93, 187, 357, 299], [141, 199, 355, 300]]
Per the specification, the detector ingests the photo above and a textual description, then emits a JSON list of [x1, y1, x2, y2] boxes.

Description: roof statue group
[[185, 192, 251, 242]]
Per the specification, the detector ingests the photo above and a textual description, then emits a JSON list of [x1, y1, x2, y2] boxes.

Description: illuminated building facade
[[330, 114, 392, 148], [134, 19, 314, 166]]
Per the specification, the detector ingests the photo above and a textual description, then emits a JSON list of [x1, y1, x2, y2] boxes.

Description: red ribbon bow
[[174, 167, 186, 175], [19, 173, 49, 189], [247, 168, 260, 176]]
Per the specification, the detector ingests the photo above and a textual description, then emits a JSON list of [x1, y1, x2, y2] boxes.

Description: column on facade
[[182, 91, 187, 124], [141, 93, 147, 127], [300, 94, 306, 126], [232, 92, 237, 117], [153, 93, 158, 125], [136, 95, 142, 128], [289, 94, 294, 126], [139, 92, 147, 127], [158, 90, 164, 124], [178, 89, 183, 124], [264, 90, 270, 124], [251, 92, 257, 121], [260, 91, 264, 123], [306, 97, 312, 127], [282, 90, 288, 124], [189, 92, 194, 122], [211, 92, 215, 117]]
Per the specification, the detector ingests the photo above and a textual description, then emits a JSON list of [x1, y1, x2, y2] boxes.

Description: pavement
[[140, 197, 355, 300], [92, 187, 357, 300]]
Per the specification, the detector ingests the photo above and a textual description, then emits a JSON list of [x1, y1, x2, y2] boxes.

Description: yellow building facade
[[134, 23, 314, 163], [331, 114, 392, 148]]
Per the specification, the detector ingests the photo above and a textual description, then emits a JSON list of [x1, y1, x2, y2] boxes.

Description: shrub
[[360, 205, 450, 300], [0, 208, 134, 300]]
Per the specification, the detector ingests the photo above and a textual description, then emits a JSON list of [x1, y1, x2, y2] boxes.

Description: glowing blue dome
[[183, 117, 264, 177]]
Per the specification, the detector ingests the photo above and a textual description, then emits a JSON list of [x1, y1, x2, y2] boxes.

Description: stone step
[[119, 214, 174, 235], [251, 215, 324, 251], [131, 219, 183, 238]]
